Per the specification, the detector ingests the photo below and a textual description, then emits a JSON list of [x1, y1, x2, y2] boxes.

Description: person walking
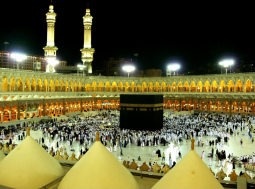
[[209, 157, 212, 166], [169, 153, 172, 167], [162, 152, 165, 161], [149, 159, 152, 167]]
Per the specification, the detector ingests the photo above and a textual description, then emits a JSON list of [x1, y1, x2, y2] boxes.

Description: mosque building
[[1, 2, 255, 123], [1, 2, 255, 188]]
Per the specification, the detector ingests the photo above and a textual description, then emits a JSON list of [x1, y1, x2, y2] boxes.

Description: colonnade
[[1, 97, 255, 122], [1, 69, 255, 123]]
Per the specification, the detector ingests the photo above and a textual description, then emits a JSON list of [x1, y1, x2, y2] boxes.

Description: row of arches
[[0, 100, 120, 122], [164, 100, 255, 113], [1, 76, 255, 93], [1, 99, 255, 122]]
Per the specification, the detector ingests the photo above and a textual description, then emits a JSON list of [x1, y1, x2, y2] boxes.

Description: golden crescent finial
[[96, 131, 99, 141], [27, 127, 30, 137], [191, 138, 195, 150]]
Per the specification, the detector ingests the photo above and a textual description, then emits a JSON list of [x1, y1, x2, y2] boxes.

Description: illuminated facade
[[80, 8, 95, 75], [1, 68, 255, 122], [0, 51, 46, 71], [1, 4, 255, 123], [0, 51, 67, 72]]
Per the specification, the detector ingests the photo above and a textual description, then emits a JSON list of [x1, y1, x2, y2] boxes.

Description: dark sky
[[1, 1, 255, 73]]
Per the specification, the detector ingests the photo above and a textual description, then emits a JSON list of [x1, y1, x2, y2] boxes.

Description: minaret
[[80, 7, 95, 75], [43, 3, 58, 72]]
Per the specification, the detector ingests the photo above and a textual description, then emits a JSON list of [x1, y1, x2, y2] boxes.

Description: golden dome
[[0, 136, 64, 188], [58, 132, 139, 189], [152, 139, 223, 189]]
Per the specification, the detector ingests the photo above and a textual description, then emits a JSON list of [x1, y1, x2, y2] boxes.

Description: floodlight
[[123, 65, 135, 77]]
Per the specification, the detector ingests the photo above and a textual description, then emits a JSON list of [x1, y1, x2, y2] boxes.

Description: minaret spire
[[43, 2, 59, 72], [80, 5, 95, 75]]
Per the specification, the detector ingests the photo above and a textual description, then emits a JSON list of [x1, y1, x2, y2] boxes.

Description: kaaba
[[120, 94, 163, 131]]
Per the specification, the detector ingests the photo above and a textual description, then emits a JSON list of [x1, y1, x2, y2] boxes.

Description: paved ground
[[4, 112, 255, 180]]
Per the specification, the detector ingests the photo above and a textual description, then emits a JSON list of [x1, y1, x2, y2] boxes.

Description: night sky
[[1, 1, 255, 74]]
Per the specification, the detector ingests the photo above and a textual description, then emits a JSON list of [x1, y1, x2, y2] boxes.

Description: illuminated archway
[[244, 79, 252, 92], [52, 80, 60, 92], [24, 78, 31, 92], [228, 80, 234, 92], [3, 106, 11, 121], [49, 79, 54, 92], [125, 82, 130, 92], [65, 102, 69, 113], [92, 81, 97, 92], [222, 101, 230, 112], [207, 101, 213, 111], [10, 77, 15, 92], [155, 82, 160, 92], [69, 102, 74, 112], [0, 107, 3, 122], [85, 84, 91, 92], [70, 81, 74, 92], [172, 82, 177, 92], [187, 100, 194, 111], [193, 101, 199, 110], [148, 82, 153, 92], [65, 81, 69, 92], [232, 101, 239, 113], [73, 102, 78, 112], [44, 79, 48, 92], [249, 102, 255, 114], [236, 80, 243, 92], [177, 82, 182, 92], [167, 84, 171, 92], [78, 81, 82, 92], [105, 82, 110, 92], [219, 80, 226, 92], [60, 80, 64, 91], [204, 81, 210, 92], [103, 100, 110, 110], [131, 82, 136, 92], [190, 81, 196, 92], [98, 81, 104, 92], [137, 84, 142, 92], [184, 81, 189, 92], [31, 78, 36, 92], [17, 77, 23, 91], [161, 82, 166, 92], [173, 100, 180, 111], [112, 82, 117, 92], [74, 81, 78, 92], [38, 79, 43, 91], [2, 76, 8, 92], [197, 81, 202, 92], [215, 101, 221, 112], [110, 100, 116, 109], [200, 101, 206, 111], [181, 100, 187, 111], [240, 102, 248, 113], [142, 82, 147, 92], [96, 100, 103, 110], [212, 80, 218, 92], [165, 100, 172, 109], [45, 103, 50, 116], [11, 106, 18, 121], [118, 82, 123, 92]]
